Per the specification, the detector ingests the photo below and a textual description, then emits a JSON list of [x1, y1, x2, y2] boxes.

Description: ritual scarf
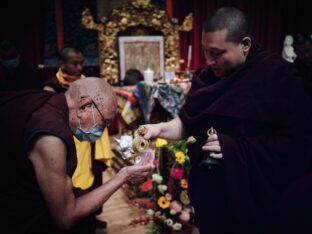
[[56, 68, 85, 86]]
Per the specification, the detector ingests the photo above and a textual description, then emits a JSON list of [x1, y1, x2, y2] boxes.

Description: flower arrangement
[[131, 136, 196, 233]]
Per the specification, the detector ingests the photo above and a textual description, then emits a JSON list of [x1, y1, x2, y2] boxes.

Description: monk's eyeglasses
[[80, 95, 111, 128]]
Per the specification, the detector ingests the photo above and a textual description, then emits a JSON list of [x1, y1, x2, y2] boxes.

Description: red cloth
[[179, 44, 312, 233]]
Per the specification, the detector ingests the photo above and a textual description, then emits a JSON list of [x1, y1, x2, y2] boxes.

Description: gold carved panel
[[82, 0, 193, 84]]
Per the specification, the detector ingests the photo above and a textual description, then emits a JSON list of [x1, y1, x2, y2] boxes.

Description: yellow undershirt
[[72, 128, 114, 190]]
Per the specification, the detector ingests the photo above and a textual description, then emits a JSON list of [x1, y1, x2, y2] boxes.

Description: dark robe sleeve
[[217, 74, 312, 230]]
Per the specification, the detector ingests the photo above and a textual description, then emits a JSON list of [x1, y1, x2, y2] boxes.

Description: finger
[[208, 134, 218, 141], [135, 125, 146, 138], [138, 149, 155, 166], [135, 164, 155, 171], [202, 145, 221, 152], [135, 173, 148, 179], [145, 149, 155, 164], [209, 153, 223, 159], [142, 130, 153, 140], [204, 141, 220, 146]]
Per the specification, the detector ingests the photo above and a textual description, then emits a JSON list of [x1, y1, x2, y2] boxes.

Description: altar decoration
[[82, 0, 193, 84], [129, 135, 196, 233]]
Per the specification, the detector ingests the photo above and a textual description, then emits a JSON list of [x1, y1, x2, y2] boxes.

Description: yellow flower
[[157, 196, 170, 209], [180, 179, 188, 189], [155, 138, 168, 148], [175, 151, 186, 164]]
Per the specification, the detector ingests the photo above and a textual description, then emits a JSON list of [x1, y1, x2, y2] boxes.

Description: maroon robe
[[179, 44, 312, 233], [43, 75, 107, 230], [293, 58, 312, 85], [42, 76, 68, 93], [42, 76, 107, 195], [0, 90, 90, 233]]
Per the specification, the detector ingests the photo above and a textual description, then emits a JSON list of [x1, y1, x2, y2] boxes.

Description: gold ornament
[[81, 0, 193, 84], [132, 137, 149, 154]]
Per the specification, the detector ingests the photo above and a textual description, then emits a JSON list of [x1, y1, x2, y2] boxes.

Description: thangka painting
[[118, 36, 164, 80]]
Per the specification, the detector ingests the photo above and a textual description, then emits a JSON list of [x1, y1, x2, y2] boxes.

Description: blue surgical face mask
[[75, 106, 104, 142], [1, 57, 20, 69]]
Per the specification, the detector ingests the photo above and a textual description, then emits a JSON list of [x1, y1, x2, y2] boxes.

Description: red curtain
[[166, 0, 173, 17], [0, 0, 46, 66], [55, 0, 64, 52], [173, 0, 312, 71]]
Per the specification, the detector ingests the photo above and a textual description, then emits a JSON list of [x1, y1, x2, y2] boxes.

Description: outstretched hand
[[137, 149, 155, 166], [121, 149, 155, 181]]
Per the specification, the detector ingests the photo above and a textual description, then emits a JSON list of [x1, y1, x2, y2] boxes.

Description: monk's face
[[71, 96, 115, 134], [202, 29, 251, 78], [60, 51, 84, 76], [294, 41, 312, 67]]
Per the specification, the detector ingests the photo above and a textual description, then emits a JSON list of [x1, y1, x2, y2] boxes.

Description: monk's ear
[[241, 37, 251, 54]]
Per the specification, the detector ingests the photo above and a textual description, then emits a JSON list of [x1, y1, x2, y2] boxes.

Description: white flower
[[172, 222, 182, 231], [157, 184, 167, 194], [146, 209, 154, 216], [152, 174, 163, 184]]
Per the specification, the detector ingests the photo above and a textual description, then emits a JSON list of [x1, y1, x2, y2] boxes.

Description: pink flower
[[179, 210, 190, 223], [170, 200, 182, 214], [153, 160, 158, 167], [171, 168, 183, 180]]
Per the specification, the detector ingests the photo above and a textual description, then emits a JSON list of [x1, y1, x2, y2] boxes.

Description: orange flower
[[180, 179, 188, 189], [158, 196, 170, 209]]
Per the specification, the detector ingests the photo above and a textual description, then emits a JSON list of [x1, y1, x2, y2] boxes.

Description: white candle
[[187, 45, 192, 68], [144, 68, 154, 86]]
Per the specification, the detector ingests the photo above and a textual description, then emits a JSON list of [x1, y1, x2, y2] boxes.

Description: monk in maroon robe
[[0, 78, 154, 233], [42, 47, 109, 229], [138, 7, 312, 234]]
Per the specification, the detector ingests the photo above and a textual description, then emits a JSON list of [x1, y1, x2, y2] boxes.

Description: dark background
[[0, 0, 311, 79]]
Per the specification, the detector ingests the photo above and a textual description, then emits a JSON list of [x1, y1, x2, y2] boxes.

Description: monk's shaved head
[[66, 77, 117, 120]]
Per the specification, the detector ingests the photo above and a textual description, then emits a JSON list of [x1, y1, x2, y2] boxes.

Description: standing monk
[[136, 7, 312, 234]]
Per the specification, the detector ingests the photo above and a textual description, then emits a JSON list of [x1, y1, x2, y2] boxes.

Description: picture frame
[[118, 36, 164, 81]]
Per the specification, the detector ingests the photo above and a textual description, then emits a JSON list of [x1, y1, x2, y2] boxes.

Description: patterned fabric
[[153, 83, 187, 116], [114, 85, 142, 124], [134, 81, 191, 123], [133, 82, 153, 123]]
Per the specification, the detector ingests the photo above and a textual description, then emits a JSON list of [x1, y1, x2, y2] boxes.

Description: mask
[[75, 106, 104, 142], [1, 58, 20, 69], [75, 125, 103, 142]]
